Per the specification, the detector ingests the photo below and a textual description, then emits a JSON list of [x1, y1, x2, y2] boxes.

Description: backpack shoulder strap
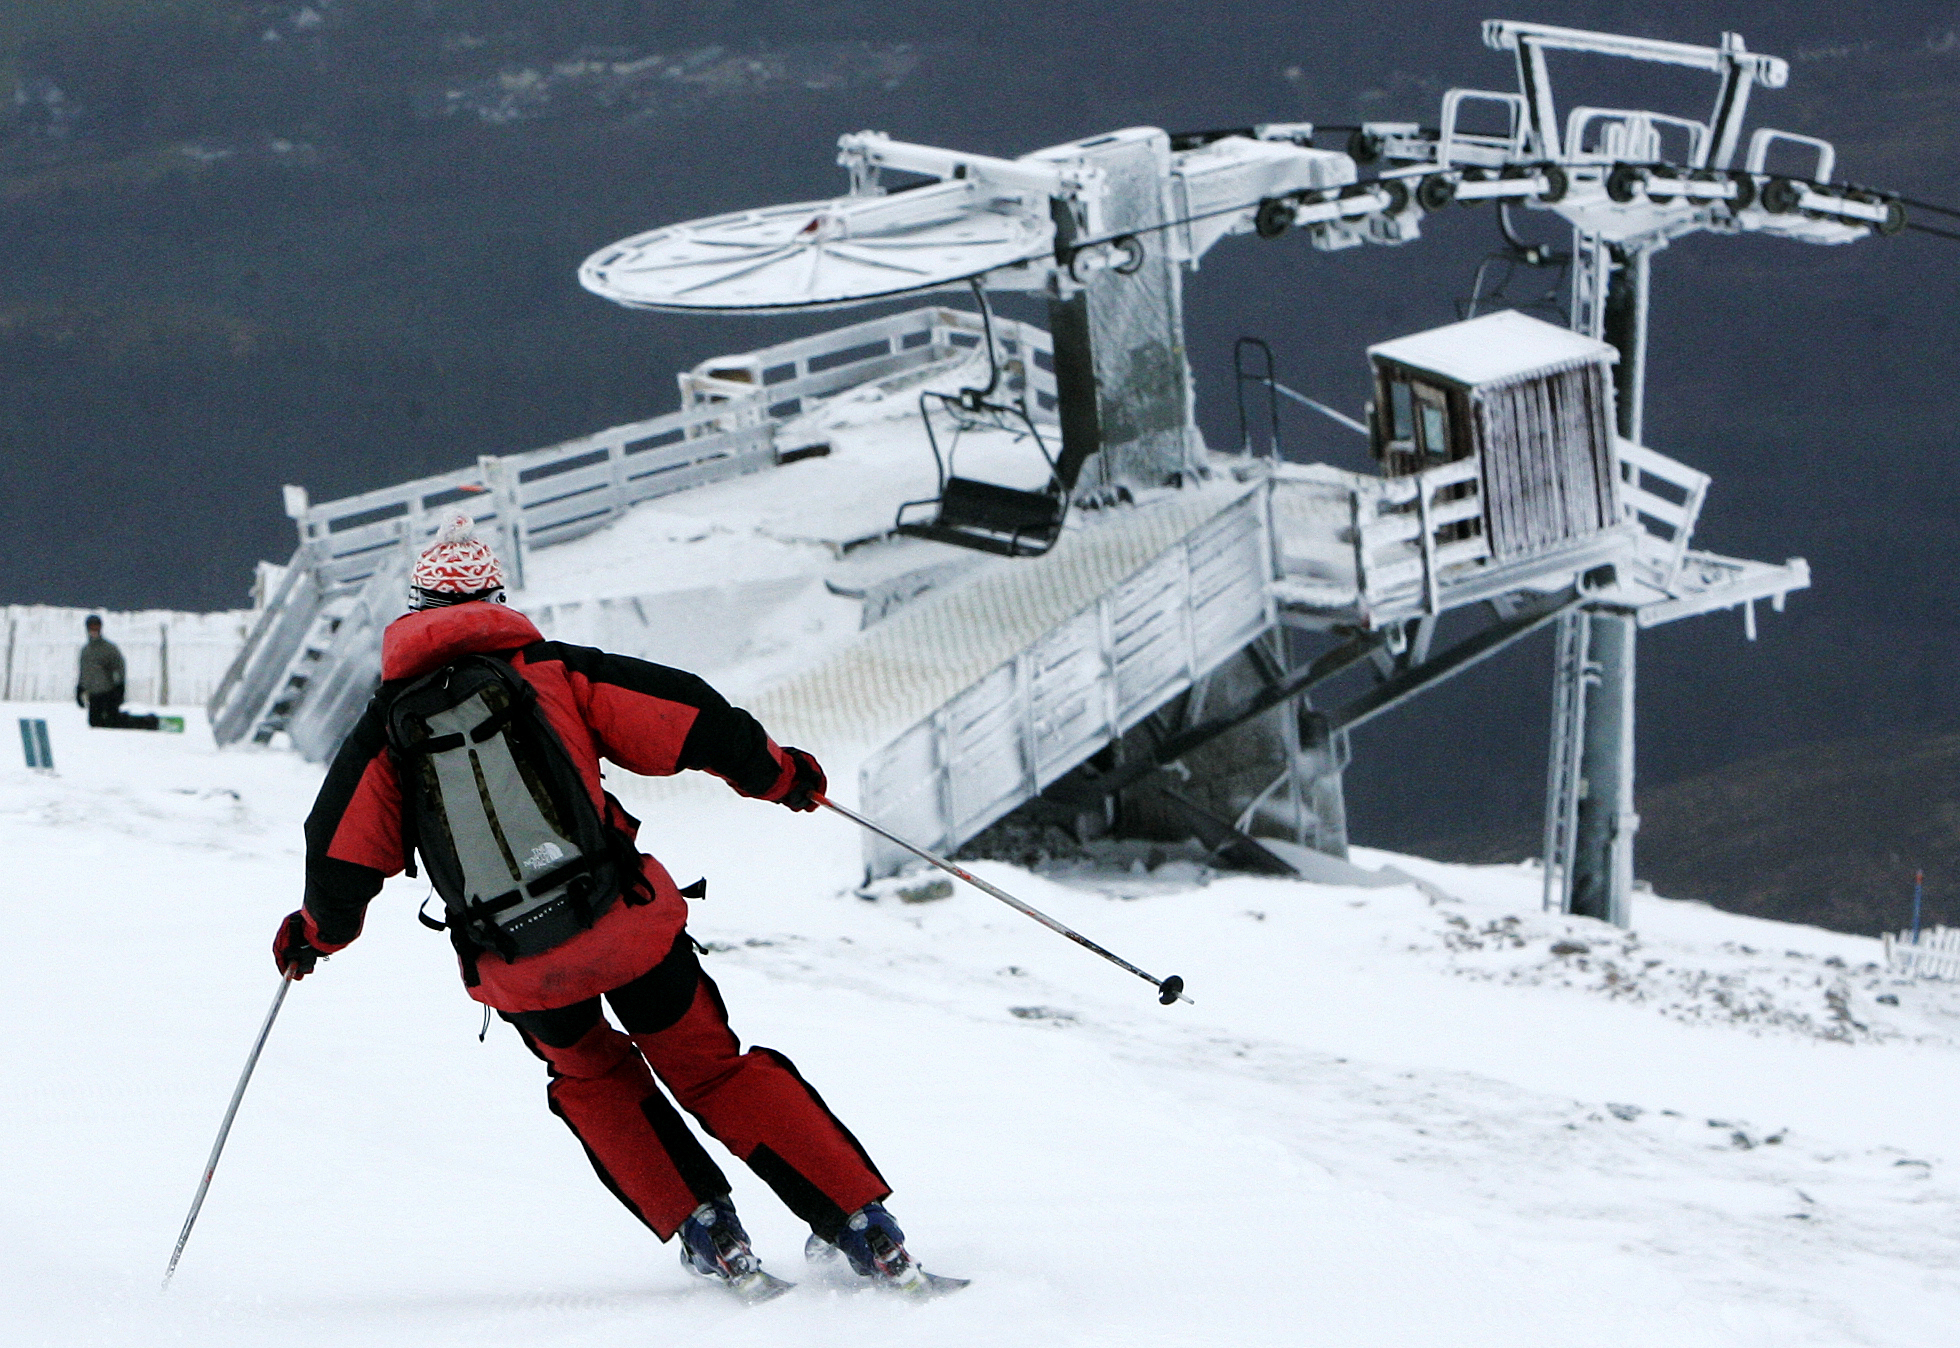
[[368, 677, 422, 879]]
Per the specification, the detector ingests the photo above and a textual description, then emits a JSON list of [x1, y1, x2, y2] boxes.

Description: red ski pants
[[503, 931, 889, 1241]]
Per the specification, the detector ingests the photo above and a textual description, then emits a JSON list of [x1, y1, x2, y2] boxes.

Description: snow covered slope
[[5, 700, 1959, 1347]]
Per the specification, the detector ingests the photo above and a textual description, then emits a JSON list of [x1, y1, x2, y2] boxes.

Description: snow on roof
[[1368, 309, 1616, 388]]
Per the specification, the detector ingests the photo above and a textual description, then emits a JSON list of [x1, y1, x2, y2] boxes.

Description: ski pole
[[814, 793, 1191, 1006], [163, 969, 297, 1290]]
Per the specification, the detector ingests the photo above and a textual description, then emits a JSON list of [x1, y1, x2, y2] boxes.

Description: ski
[[722, 1268, 797, 1304], [895, 1268, 971, 1299], [712, 1264, 964, 1303], [804, 1231, 970, 1298]]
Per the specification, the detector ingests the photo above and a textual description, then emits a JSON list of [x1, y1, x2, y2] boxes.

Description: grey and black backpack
[[384, 652, 649, 977]]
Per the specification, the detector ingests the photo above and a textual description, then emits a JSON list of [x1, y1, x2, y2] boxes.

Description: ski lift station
[[210, 21, 1910, 929]]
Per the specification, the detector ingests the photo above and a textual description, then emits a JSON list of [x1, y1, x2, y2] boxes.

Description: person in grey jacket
[[76, 616, 157, 730]]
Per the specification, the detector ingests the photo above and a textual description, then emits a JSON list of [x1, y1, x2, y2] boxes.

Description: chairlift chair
[[894, 283, 1070, 558]]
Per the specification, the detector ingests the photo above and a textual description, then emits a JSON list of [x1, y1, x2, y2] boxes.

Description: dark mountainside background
[[3, 1, 1958, 934]]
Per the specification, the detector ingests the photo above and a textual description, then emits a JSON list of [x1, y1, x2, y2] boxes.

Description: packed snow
[[513, 343, 1068, 710], [5, 700, 1959, 1347]]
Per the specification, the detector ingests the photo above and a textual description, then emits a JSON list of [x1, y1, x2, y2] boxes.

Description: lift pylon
[[1335, 21, 1901, 923]]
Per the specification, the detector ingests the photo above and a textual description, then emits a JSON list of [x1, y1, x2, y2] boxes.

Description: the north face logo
[[525, 841, 566, 872]]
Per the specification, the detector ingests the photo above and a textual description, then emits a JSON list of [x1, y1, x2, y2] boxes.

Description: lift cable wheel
[[893, 281, 1070, 559], [578, 187, 1054, 314]]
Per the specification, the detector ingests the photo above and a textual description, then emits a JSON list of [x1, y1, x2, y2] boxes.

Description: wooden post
[[478, 455, 525, 592]]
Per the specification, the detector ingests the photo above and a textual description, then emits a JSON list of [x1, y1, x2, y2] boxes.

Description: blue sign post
[[18, 718, 53, 771], [1912, 870, 1925, 945]]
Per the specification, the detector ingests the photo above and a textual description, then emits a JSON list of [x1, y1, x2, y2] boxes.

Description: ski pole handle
[[163, 968, 297, 1289], [814, 793, 1191, 1006]]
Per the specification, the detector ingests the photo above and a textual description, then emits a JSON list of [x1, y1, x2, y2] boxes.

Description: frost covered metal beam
[[1048, 580, 1586, 818], [1046, 633, 1382, 809], [1631, 553, 1810, 630], [1484, 21, 1785, 170], [835, 132, 1082, 200], [1325, 584, 1586, 736], [1483, 21, 1787, 83], [1566, 610, 1636, 927]]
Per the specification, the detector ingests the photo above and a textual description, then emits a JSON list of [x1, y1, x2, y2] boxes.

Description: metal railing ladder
[[1541, 610, 1597, 911]]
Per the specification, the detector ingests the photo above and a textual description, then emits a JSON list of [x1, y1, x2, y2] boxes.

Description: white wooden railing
[[1354, 455, 1491, 611], [289, 306, 1055, 594], [1617, 439, 1709, 590], [1885, 927, 1960, 980], [3, 605, 252, 708], [1270, 435, 1711, 628], [213, 305, 1057, 755]]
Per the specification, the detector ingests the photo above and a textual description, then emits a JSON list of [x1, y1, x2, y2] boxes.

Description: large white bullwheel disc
[[580, 181, 1054, 314]]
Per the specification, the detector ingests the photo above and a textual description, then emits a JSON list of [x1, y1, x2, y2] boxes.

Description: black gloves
[[273, 910, 330, 978], [777, 747, 826, 812]]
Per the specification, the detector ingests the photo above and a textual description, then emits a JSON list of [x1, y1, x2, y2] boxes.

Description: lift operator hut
[[1367, 310, 1622, 564]]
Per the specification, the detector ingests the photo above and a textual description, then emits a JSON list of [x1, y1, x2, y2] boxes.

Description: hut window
[[1377, 374, 1458, 473], [1413, 384, 1451, 463], [1418, 402, 1446, 457], [1389, 381, 1414, 442]]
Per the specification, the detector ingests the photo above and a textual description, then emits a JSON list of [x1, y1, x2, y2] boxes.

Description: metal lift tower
[[1328, 22, 1899, 922]]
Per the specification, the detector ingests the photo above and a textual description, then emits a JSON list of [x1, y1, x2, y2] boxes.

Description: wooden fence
[[1884, 927, 1960, 980], [286, 306, 1055, 593], [213, 304, 1057, 752], [3, 606, 253, 708]]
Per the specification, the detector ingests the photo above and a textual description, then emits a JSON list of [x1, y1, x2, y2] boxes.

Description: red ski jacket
[[298, 602, 800, 1011]]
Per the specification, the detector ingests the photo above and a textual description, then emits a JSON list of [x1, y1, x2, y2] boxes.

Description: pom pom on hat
[[411, 511, 505, 605], [433, 512, 478, 547]]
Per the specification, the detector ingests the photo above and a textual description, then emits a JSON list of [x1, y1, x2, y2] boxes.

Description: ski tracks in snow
[[9, 714, 1960, 1346], [696, 881, 1960, 1345]]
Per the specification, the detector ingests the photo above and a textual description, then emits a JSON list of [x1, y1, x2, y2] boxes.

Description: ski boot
[[678, 1197, 793, 1303], [804, 1202, 969, 1298]]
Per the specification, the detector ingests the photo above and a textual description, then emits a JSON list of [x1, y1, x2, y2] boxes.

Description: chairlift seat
[[895, 476, 1065, 557]]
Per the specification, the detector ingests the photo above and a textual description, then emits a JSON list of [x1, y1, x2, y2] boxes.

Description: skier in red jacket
[[271, 515, 938, 1298]]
